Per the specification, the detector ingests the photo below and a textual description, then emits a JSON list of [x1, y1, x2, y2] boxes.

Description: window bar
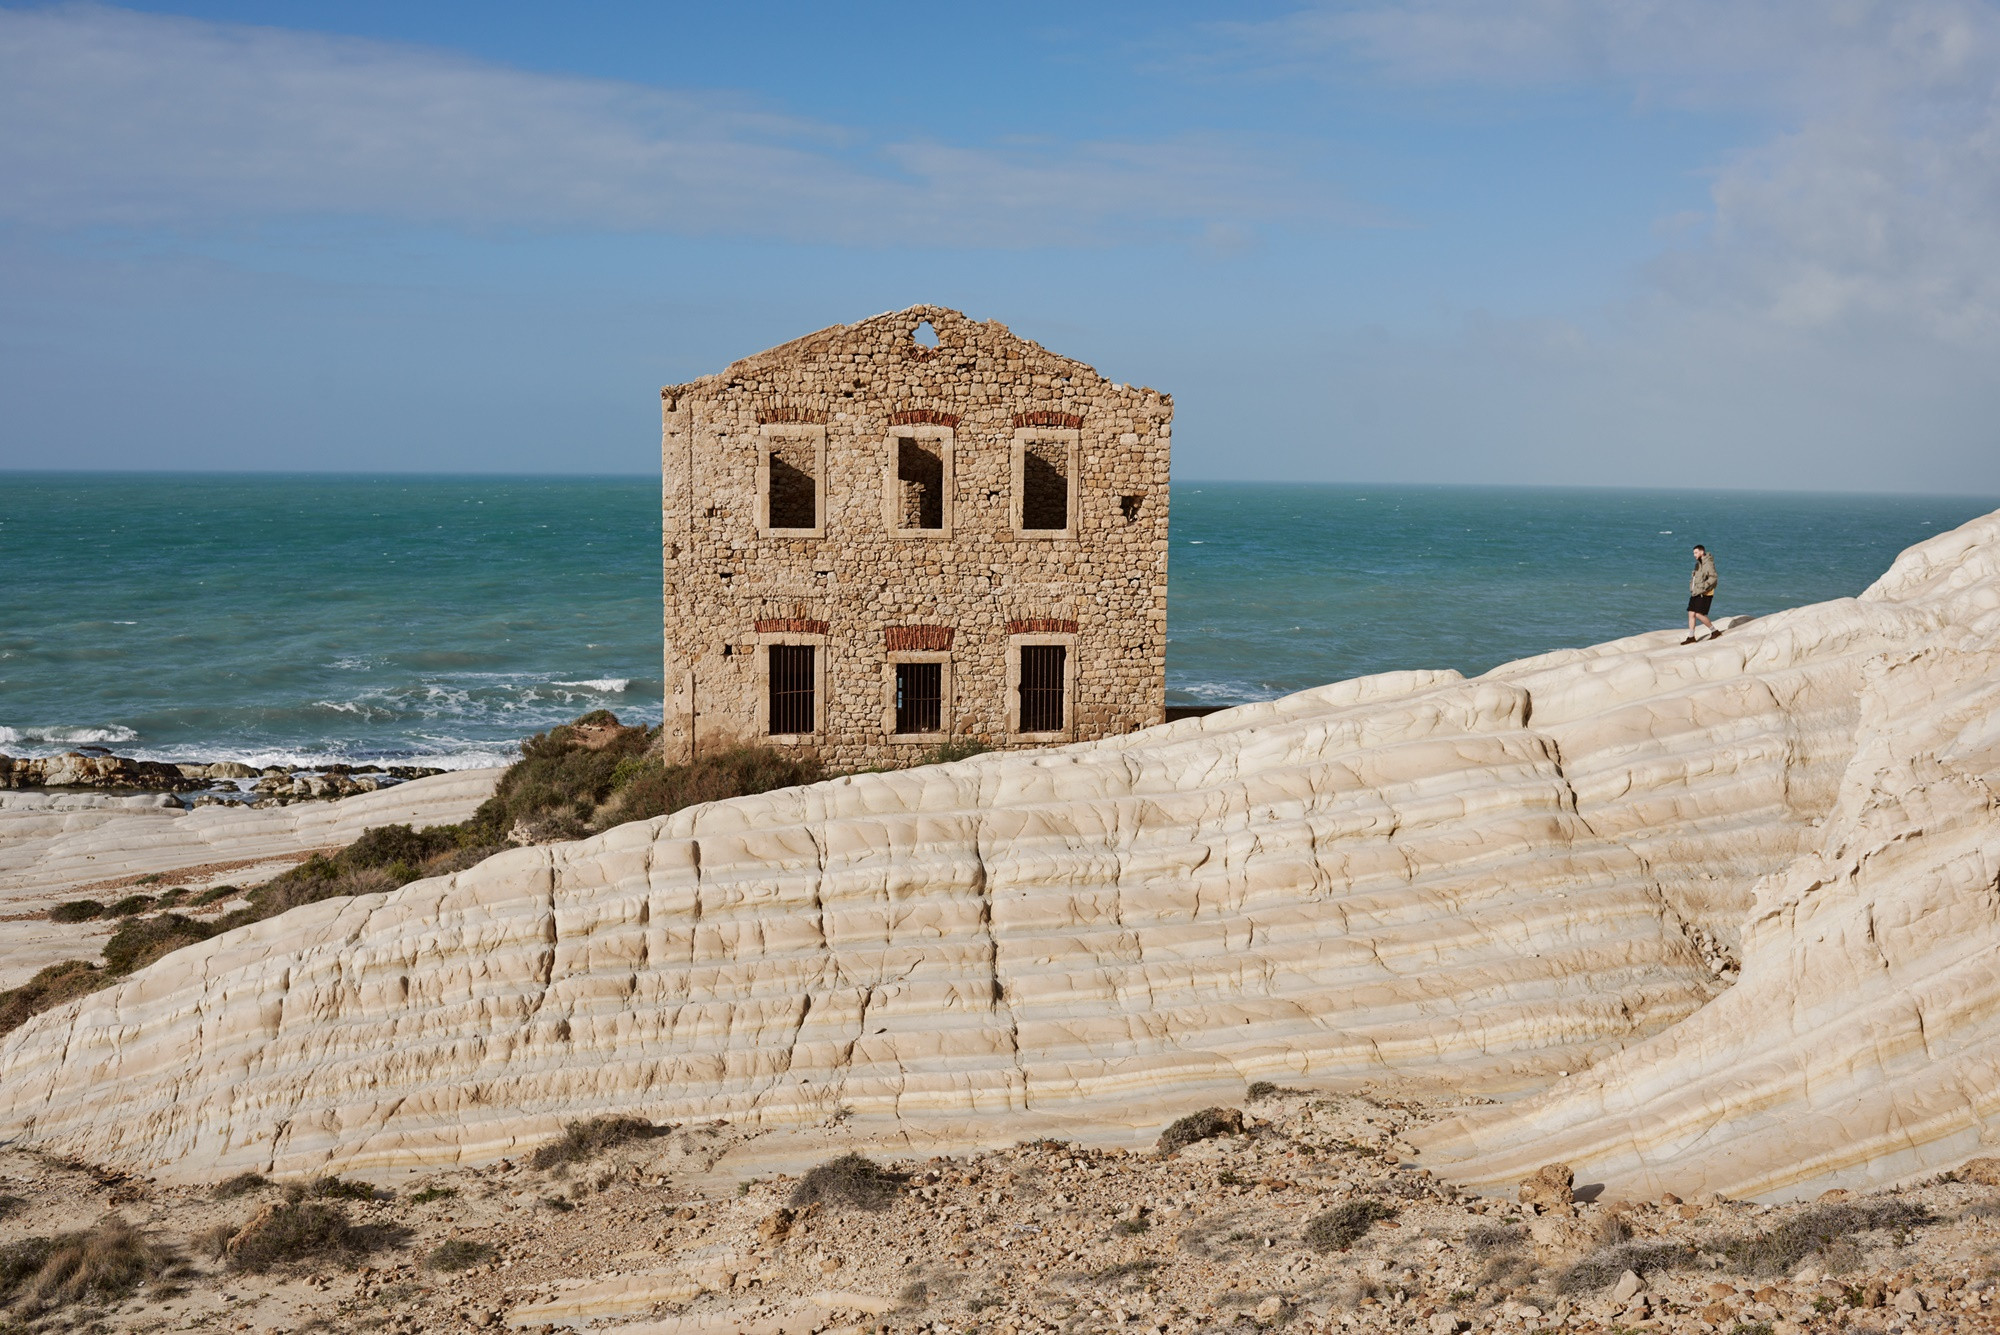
[[1018, 645, 1066, 732], [769, 644, 815, 734]]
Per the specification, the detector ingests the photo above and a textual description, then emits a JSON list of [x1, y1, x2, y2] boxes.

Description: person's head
[[1692, 544, 1707, 559]]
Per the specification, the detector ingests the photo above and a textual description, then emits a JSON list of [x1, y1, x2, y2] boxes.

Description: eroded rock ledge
[[3, 514, 1998, 1202]]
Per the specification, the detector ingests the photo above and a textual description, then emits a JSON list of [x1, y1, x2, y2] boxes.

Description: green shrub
[[106, 895, 156, 918], [467, 715, 657, 839], [590, 746, 821, 832], [1303, 1200, 1396, 1252], [424, 1239, 495, 1272], [101, 914, 218, 976], [789, 1154, 905, 1212], [189, 884, 238, 906], [1246, 1081, 1278, 1102], [1157, 1107, 1245, 1155], [913, 739, 991, 766], [46, 900, 103, 924], [528, 1117, 663, 1171], [0, 961, 105, 1038], [0, 1220, 177, 1313], [407, 1185, 457, 1205]]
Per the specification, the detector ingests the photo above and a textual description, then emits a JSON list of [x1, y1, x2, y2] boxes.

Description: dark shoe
[[1708, 629, 1724, 640], [1680, 636, 1697, 645]]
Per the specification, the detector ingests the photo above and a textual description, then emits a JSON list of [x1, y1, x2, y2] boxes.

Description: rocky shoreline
[[0, 749, 447, 807]]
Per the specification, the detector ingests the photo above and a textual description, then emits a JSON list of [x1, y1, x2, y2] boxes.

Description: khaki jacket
[[1690, 553, 1718, 596]]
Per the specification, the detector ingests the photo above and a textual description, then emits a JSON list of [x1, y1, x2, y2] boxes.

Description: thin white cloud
[[1225, 1, 2000, 343], [0, 3, 1345, 245]]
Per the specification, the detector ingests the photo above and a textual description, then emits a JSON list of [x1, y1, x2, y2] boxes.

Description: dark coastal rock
[[0, 751, 204, 792]]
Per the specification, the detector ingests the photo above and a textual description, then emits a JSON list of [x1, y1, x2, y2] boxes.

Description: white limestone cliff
[[1, 515, 1996, 1198]]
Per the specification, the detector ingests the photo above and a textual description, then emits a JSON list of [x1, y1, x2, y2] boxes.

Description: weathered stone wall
[[660, 305, 1170, 769]]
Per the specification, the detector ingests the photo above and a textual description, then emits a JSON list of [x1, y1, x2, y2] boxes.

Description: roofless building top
[[659, 305, 1170, 768]]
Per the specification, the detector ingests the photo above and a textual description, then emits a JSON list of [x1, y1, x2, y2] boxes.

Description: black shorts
[[1688, 594, 1713, 615]]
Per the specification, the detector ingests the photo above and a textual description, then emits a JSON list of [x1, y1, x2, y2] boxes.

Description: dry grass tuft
[[1717, 1198, 1932, 1277], [789, 1154, 905, 1212], [224, 1200, 404, 1272], [1157, 1107, 1245, 1155], [1557, 1241, 1699, 1293], [0, 1218, 177, 1314], [1302, 1200, 1396, 1252], [528, 1116, 663, 1171], [211, 1173, 270, 1200], [285, 1176, 380, 1203], [424, 1239, 495, 1272], [1466, 1223, 1526, 1253]]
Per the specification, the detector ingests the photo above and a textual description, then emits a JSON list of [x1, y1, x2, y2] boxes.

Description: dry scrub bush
[[529, 1116, 663, 1171], [0, 1219, 177, 1314], [1465, 1223, 1526, 1254], [1717, 1199, 1931, 1276], [288, 1176, 380, 1204], [211, 1173, 270, 1200], [1157, 1107, 1245, 1156], [1557, 1241, 1697, 1293], [225, 1201, 404, 1273], [1303, 1200, 1396, 1252], [425, 1240, 495, 1272], [789, 1154, 905, 1212], [1594, 1211, 1635, 1246]]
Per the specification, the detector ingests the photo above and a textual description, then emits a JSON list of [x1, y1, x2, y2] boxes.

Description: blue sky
[[2, 1, 1997, 490]]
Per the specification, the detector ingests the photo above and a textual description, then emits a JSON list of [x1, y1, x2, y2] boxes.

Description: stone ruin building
[[659, 305, 1171, 769]]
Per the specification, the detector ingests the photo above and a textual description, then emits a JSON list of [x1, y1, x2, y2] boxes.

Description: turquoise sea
[[2, 474, 1993, 768]]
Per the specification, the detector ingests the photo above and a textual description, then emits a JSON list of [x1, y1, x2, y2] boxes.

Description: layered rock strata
[[1415, 514, 2000, 1200], [2, 515, 1997, 1196]]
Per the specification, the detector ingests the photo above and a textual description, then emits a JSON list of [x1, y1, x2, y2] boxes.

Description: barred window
[[1017, 645, 1066, 732], [894, 662, 944, 734], [768, 644, 816, 734]]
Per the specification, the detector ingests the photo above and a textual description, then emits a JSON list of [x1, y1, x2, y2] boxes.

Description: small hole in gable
[[913, 319, 939, 350]]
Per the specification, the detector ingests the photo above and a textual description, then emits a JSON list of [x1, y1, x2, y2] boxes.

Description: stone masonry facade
[[660, 305, 1171, 769]]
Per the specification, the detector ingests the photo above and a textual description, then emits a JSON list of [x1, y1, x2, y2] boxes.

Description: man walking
[[1683, 544, 1719, 644]]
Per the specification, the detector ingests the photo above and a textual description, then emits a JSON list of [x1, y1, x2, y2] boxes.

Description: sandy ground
[[2, 1088, 1996, 1334]]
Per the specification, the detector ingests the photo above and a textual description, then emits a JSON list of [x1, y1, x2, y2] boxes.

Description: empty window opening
[[1021, 440, 1070, 530], [1018, 645, 1067, 732], [766, 441, 818, 530], [768, 644, 816, 734], [1120, 494, 1144, 523], [913, 319, 939, 349], [896, 436, 945, 529], [895, 662, 944, 734]]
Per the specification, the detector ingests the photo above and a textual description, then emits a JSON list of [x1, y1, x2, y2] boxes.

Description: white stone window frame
[[883, 425, 955, 539], [756, 424, 827, 539], [755, 630, 827, 743], [1010, 428, 1079, 539], [1006, 632, 1076, 742], [881, 650, 955, 743]]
